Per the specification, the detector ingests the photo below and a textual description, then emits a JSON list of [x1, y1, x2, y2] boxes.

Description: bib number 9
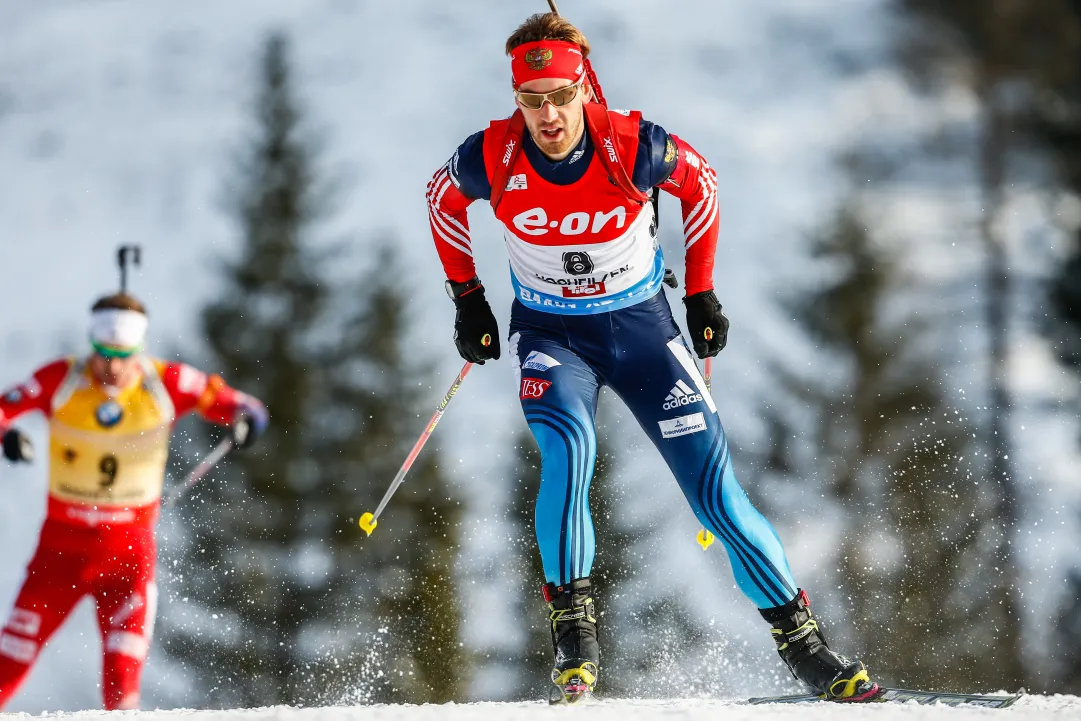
[[99, 455, 119, 488]]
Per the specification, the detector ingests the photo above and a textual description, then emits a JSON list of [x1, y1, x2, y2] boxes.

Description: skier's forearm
[[0, 360, 68, 428], [683, 223, 718, 294], [428, 162, 478, 283], [160, 362, 265, 437], [661, 135, 719, 295], [178, 373, 268, 452], [193, 376, 261, 427]]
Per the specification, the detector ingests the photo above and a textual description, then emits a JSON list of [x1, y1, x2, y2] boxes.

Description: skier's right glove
[[683, 290, 729, 358], [1, 428, 34, 463], [451, 283, 501, 364]]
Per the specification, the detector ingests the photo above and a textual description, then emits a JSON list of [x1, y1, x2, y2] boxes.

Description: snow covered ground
[[2, 696, 1080, 721]]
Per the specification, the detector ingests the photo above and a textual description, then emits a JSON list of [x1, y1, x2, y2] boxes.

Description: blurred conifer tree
[[348, 247, 465, 704], [894, 0, 1081, 689], [158, 32, 463, 706], [780, 194, 1016, 690]]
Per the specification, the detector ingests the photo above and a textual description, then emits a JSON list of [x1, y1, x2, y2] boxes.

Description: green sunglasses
[[91, 341, 140, 359]]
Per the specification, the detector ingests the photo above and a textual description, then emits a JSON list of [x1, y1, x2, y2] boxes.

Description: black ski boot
[[543, 578, 599, 704], [760, 589, 880, 702]]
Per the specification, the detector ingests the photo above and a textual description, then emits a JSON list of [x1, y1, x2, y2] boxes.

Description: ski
[[747, 687, 1023, 708]]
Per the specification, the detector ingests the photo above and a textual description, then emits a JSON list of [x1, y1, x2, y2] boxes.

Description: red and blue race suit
[[427, 109, 798, 609]]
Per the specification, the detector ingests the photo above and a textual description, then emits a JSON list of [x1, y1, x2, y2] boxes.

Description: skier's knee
[[105, 631, 150, 660]]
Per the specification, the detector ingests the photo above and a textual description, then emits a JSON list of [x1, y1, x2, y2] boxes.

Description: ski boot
[[544, 578, 599, 705], [760, 589, 880, 702]]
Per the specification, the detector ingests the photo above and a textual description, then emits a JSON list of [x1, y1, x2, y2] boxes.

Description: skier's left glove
[[232, 395, 268, 450], [683, 290, 729, 358]]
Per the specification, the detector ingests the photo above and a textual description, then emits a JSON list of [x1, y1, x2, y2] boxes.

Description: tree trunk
[[977, 89, 1025, 688]]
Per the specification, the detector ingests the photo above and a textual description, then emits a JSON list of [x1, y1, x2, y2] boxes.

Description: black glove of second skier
[[683, 290, 729, 358], [231, 397, 269, 450], [453, 286, 500, 364], [232, 415, 257, 449], [2, 428, 34, 463]]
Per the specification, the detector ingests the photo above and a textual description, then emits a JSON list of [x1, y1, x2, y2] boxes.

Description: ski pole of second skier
[[696, 353, 717, 550], [359, 359, 478, 536], [164, 437, 234, 507]]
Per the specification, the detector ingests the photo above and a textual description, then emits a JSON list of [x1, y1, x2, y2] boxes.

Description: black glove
[[231, 413, 264, 450], [2, 428, 34, 463], [683, 290, 729, 358], [453, 287, 501, 364]]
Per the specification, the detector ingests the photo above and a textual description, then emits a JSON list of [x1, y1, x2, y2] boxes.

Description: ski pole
[[696, 353, 716, 550], [164, 437, 234, 507], [359, 360, 476, 536]]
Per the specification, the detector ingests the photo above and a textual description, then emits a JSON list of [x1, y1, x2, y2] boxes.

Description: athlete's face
[[517, 77, 588, 161], [90, 352, 142, 390]]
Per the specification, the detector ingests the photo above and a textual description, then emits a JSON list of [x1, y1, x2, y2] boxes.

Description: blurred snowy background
[[0, 0, 1079, 712]]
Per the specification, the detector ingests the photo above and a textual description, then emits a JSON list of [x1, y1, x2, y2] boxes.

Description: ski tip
[[747, 687, 1024, 708], [358, 512, 377, 536], [696, 529, 715, 550]]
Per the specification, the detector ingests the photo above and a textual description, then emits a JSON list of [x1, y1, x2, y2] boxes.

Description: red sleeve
[[159, 362, 256, 426], [0, 360, 70, 429], [426, 161, 478, 283], [659, 135, 718, 295]]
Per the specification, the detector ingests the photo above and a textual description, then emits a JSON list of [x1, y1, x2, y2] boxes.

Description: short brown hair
[[91, 292, 148, 316], [505, 13, 590, 58]]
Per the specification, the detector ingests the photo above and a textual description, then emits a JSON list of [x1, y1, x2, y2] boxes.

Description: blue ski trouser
[[508, 291, 798, 609]]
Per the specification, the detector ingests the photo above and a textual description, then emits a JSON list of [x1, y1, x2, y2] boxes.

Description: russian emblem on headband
[[525, 47, 554, 70]]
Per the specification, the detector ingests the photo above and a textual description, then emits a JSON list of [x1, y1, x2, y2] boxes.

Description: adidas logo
[[662, 380, 703, 410]]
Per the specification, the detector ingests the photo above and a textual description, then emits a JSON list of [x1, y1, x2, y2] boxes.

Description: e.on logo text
[[512, 207, 627, 237]]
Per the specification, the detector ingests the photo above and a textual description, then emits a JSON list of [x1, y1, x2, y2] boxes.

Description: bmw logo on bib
[[95, 399, 124, 428]]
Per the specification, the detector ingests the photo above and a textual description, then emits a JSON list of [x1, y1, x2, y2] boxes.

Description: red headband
[[510, 40, 585, 89]]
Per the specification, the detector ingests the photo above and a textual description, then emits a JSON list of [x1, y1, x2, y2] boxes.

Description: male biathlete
[[426, 13, 879, 704], [0, 292, 267, 710]]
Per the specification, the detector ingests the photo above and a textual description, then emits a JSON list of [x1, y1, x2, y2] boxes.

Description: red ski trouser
[[0, 519, 157, 711]]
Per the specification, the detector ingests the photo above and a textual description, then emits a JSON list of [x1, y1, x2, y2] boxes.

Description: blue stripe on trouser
[[524, 415, 576, 581], [526, 406, 597, 584], [695, 428, 796, 607], [511, 293, 798, 608]]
